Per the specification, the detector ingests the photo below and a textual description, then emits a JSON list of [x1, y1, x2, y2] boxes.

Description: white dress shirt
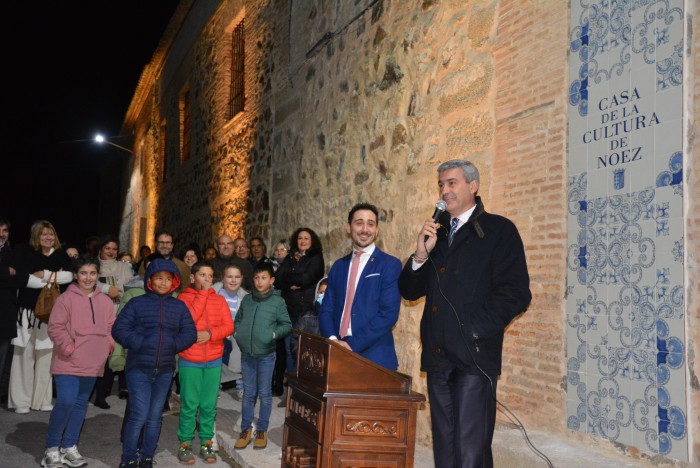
[[331, 243, 376, 339]]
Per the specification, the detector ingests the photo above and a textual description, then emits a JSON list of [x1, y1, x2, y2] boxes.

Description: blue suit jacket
[[319, 246, 402, 370]]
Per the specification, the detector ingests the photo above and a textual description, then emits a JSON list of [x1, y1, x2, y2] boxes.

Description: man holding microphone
[[399, 159, 531, 468]]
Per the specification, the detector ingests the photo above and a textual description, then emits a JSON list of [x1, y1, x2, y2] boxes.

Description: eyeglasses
[[156, 241, 173, 246]]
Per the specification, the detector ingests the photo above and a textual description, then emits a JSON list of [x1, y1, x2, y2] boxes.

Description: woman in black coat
[[273, 228, 324, 394], [10, 220, 73, 413]]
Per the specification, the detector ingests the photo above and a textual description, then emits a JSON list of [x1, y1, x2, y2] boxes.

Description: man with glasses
[[153, 231, 190, 292], [233, 238, 250, 261]]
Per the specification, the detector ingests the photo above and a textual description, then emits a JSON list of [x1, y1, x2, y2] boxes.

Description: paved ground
[[2, 384, 654, 468], [1, 389, 239, 468], [1, 384, 432, 468]]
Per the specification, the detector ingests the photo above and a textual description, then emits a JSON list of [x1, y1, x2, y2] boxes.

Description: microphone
[[424, 200, 447, 243]]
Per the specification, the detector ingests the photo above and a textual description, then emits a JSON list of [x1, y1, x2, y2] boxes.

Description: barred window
[[180, 87, 190, 163], [160, 122, 167, 182], [229, 19, 245, 119]]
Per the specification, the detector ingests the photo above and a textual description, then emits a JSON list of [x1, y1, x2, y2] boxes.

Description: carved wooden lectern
[[281, 331, 425, 468]]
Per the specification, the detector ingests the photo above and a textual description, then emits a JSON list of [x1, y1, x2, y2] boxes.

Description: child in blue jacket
[[112, 259, 197, 468]]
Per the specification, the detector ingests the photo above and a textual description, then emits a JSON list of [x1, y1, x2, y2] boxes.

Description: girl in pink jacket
[[41, 256, 115, 468]]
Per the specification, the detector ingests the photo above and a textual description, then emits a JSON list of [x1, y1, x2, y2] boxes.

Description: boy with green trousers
[[176, 261, 234, 464], [234, 262, 292, 450]]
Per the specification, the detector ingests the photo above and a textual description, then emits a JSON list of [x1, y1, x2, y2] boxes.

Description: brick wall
[[493, 0, 569, 432]]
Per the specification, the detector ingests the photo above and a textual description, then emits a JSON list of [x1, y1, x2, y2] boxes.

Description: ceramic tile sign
[[566, 0, 686, 460]]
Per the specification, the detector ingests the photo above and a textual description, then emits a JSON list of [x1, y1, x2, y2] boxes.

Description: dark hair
[[178, 243, 202, 262], [250, 236, 266, 250], [190, 260, 214, 274], [347, 202, 379, 224], [139, 245, 151, 255], [253, 262, 275, 277], [0, 216, 10, 229], [117, 251, 132, 261], [72, 255, 100, 274], [99, 234, 119, 251], [62, 241, 80, 252], [289, 227, 323, 253], [154, 230, 175, 243]]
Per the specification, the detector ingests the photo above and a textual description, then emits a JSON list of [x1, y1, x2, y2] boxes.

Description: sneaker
[[41, 447, 62, 468], [118, 461, 137, 468], [60, 445, 87, 467], [139, 457, 154, 468], [234, 428, 252, 449], [14, 406, 30, 414], [253, 430, 267, 449], [177, 441, 195, 465], [199, 440, 217, 463], [40, 404, 54, 412]]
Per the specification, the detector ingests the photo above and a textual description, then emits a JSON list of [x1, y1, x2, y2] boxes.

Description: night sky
[[4, 1, 181, 250]]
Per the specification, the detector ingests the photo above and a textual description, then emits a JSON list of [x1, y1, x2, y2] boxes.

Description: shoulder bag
[[35, 272, 60, 324]]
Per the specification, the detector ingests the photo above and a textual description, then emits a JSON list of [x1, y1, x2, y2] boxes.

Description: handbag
[[35, 272, 60, 324]]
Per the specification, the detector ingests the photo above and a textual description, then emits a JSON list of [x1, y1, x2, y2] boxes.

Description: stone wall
[[261, 0, 569, 444], [119, 0, 698, 464]]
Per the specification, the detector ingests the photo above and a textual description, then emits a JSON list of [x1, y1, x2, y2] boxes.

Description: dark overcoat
[[399, 197, 531, 376]]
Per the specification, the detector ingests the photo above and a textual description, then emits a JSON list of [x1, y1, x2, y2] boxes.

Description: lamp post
[[94, 134, 134, 155], [92, 133, 134, 240]]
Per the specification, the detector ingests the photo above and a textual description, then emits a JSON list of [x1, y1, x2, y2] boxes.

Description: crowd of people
[[0, 159, 532, 468], [0, 217, 328, 467]]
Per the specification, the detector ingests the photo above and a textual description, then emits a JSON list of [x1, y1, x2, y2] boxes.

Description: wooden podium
[[281, 331, 425, 468]]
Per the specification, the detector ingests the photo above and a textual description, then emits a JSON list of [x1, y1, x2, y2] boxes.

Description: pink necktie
[[340, 250, 364, 338]]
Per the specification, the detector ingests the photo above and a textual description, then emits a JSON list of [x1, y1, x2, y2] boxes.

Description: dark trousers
[[93, 361, 126, 403], [427, 369, 497, 468], [271, 339, 285, 396], [0, 339, 12, 398]]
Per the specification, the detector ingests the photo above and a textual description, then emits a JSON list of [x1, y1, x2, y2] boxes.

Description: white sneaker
[[41, 447, 62, 468], [60, 445, 87, 467], [40, 404, 54, 412], [14, 406, 30, 414]]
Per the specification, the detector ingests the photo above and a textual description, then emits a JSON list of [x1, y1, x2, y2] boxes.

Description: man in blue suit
[[319, 203, 402, 370]]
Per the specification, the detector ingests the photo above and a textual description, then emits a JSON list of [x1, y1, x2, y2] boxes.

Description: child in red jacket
[[176, 261, 234, 464]]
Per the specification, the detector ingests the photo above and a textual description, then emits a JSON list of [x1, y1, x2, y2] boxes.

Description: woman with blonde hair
[[9, 220, 73, 414]]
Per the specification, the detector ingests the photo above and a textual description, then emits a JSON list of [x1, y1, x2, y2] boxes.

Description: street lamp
[[94, 134, 134, 155]]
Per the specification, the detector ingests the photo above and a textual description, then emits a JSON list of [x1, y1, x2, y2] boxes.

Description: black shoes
[[220, 380, 237, 391], [94, 400, 110, 409]]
